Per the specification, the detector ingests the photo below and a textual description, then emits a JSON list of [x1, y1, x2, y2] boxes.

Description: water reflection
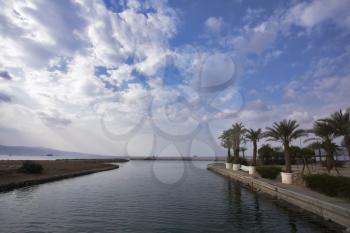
[[15, 186, 39, 200], [0, 161, 343, 233], [288, 212, 298, 233]]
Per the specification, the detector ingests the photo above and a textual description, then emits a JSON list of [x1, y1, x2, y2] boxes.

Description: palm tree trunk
[[227, 147, 231, 161], [325, 147, 332, 173], [284, 142, 292, 173], [253, 141, 257, 166], [233, 148, 240, 163]]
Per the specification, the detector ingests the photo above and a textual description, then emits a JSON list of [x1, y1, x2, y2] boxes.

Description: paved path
[[208, 163, 350, 230]]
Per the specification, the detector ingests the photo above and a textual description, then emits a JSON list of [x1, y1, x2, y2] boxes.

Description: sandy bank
[[0, 159, 127, 192]]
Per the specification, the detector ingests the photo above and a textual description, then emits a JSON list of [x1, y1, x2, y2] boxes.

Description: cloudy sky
[[0, 0, 349, 157]]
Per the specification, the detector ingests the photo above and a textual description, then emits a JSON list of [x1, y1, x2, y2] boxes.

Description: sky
[[0, 0, 349, 157]]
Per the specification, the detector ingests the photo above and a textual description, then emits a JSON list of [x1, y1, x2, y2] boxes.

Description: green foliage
[[265, 119, 306, 173], [289, 145, 301, 156], [258, 144, 274, 156], [246, 128, 263, 166], [323, 109, 350, 138], [303, 174, 350, 199], [258, 144, 285, 165], [300, 147, 315, 158], [19, 161, 43, 174], [219, 129, 233, 161], [256, 166, 282, 179], [306, 120, 339, 172], [231, 122, 247, 160], [219, 129, 233, 149], [246, 128, 263, 142], [264, 119, 306, 144]]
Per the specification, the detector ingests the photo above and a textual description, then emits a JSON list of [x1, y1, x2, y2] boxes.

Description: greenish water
[[0, 161, 342, 232]]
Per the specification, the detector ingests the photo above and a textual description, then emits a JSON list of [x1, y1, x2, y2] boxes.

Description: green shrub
[[19, 161, 43, 174], [303, 174, 350, 199], [256, 166, 282, 179], [258, 144, 285, 165]]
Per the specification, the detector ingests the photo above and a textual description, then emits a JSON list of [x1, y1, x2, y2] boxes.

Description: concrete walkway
[[207, 163, 350, 230]]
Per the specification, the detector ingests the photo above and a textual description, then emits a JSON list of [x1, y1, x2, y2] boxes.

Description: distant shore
[[0, 159, 128, 192], [130, 156, 225, 161]]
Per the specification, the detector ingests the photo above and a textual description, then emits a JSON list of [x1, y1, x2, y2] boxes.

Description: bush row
[[303, 174, 350, 199], [256, 166, 282, 179]]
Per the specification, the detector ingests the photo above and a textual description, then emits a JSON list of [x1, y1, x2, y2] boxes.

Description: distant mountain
[[0, 145, 115, 158]]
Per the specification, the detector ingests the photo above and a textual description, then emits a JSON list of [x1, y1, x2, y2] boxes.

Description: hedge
[[303, 174, 350, 199], [256, 166, 282, 179]]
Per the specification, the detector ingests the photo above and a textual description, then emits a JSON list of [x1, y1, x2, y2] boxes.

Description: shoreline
[[0, 160, 124, 193], [207, 163, 350, 231]]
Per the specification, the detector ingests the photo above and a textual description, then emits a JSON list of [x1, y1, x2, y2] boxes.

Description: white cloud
[[0, 0, 348, 156], [228, 0, 350, 59], [287, 111, 313, 124], [264, 50, 283, 64], [230, 19, 279, 56], [285, 0, 350, 30], [205, 17, 223, 32], [0, 0, 180, 154]]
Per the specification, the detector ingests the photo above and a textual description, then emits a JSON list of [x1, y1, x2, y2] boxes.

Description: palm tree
[[240, 147, 247, 159], [219, 129, 233, 162], [306, 141, 323, 162], [322, 109, 350, 157], [245, 128, 263, 166], [265, 120, 306, 173], [305, 120, 339, 173], [231, 123, 246, 163]]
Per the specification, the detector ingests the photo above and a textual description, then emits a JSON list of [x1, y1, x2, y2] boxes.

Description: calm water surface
[[0, 161, 341, 232]]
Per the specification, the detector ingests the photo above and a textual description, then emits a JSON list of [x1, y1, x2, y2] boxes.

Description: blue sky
[[0, 0, 349, 156]]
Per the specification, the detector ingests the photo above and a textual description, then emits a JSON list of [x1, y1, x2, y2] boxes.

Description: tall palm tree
[[231, 123, 246, 163], [245, 128, 263, 166], [305, 120, 339, 173], [265, 120, 306, 173], [219, 129, 233, 162], [322, 109, 350, 157], [240, 147, 247, 159]]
